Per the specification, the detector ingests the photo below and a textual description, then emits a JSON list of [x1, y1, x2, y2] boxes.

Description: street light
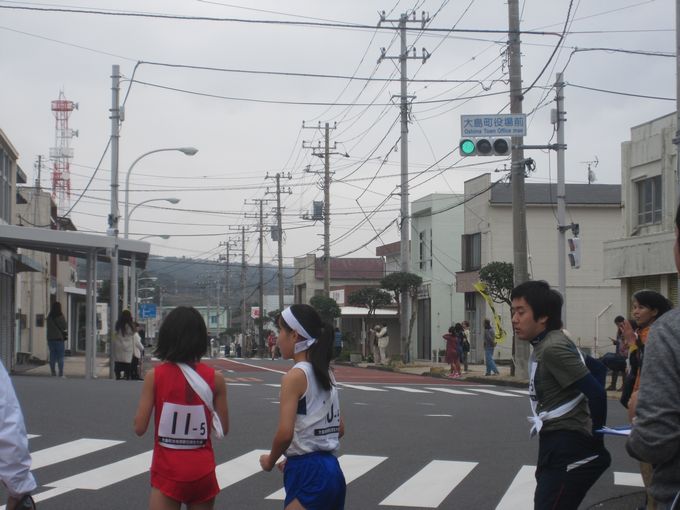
[[124, 197, 180, 310]]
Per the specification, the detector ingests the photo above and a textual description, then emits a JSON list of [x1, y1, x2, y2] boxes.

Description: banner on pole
[[473, 281, 507, 344]]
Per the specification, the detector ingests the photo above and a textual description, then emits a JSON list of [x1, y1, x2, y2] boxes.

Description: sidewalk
[[13, 354, 112, 379]]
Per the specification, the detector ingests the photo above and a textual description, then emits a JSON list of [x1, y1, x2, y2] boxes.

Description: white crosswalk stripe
[[339, 383, 388, 392], [31, 438, 123, 469], [425, 386, 476, 395], [11, 436, 643, 509], [380, 460, 477, 507], [496, 465, 535, 510], [467, 388, 522, 397], [383, 386, 432, 393]]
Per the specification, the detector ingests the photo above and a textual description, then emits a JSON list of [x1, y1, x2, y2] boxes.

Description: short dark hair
[[154, 306, 208, 362], [510, 280, 563, 331], [278, 304, 335, 391], [614, 315, 625, 324], [632, 289, 673, 319], [484, 318, 491, 328]]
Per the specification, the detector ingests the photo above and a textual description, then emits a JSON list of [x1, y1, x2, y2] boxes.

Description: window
[[418, 230, 431, 270], [462, 233, 481, 271], [637, 175, 662, 226]]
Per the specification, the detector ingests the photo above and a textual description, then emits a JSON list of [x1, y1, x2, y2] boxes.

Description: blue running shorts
[[283, 451, 346, 510]]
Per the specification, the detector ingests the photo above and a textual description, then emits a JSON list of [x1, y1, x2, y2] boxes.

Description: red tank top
[[151, 362, 216, 481]]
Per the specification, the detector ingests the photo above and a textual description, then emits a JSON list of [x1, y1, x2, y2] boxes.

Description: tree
[[380, 272, 423, 362], [309, 295, 341, 323], [478, 261, 514, 307], [347, 288, 392, 318], [478, 261, 515, 374]]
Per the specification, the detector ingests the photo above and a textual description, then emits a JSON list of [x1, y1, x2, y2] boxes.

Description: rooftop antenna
[[580, 156, 599, 184]]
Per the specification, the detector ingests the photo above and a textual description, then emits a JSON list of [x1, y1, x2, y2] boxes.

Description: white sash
[[528, 349, 585, 437], [176, 363, 224, 439]]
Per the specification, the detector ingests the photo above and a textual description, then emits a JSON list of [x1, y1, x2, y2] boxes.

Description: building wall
[[463, 174, 622, 359], [604, 112, 679, 315], [0, 129, 19, 368], [411, 194, 465, 360], [15, 189, 52, 361]]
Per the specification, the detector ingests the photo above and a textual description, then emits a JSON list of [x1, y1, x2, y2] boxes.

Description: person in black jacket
[[46, 301, 68, 377]]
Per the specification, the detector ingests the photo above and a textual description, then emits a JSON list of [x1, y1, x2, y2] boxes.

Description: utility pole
[[675, 0, 680, 299], [108, 64, 121, 379], [246, 198, 274, 355], [266, 172, 292, 311], [378, 9, 430, 363], [303, 121, 345, 296], [219, 239, 237, 329], [555, 72, 568, 325], [508, 0, 529, 378], [240, 226, 246, 353]]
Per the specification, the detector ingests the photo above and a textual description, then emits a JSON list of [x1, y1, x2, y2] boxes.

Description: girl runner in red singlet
[[260, 304, 346, 510], [134, 306, 229, 510]]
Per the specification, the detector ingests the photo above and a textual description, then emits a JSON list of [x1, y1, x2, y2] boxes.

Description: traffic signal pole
[[555, 72, 568, 326]]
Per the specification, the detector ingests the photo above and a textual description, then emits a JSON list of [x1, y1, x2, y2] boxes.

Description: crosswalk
[[234, 380, 532, 398], [1, 436, 644, 509]]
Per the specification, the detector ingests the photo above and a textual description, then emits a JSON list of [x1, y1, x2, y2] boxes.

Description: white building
[[604, 112, 679, 310], [410, 193, 465, 361], [457, 174, 622, 360]]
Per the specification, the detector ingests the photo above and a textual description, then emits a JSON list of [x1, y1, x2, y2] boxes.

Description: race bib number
[[158, 403, 207, 450]]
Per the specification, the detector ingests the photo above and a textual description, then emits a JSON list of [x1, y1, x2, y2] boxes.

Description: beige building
[[604, 112, 679, 311], [457, 174, 622, 360]]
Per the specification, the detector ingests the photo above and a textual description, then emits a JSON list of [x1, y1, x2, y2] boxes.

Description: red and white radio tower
[[50, 91, 78, 216]]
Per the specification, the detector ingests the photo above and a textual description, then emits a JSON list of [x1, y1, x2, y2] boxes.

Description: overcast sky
[[1, 0, 675, 271]]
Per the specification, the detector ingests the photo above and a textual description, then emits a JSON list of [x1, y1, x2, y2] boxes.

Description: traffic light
[[568, 238, 581, 269], [459, 137, 511, 156]]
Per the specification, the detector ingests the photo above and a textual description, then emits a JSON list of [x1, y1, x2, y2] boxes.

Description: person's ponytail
[[307, 320, 335, 391]]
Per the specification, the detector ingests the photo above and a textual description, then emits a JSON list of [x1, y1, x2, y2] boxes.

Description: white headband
[[281, 307, 318, 353]]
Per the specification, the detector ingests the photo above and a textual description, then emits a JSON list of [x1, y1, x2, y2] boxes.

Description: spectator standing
[[599, 316, 628, 391], [368, 325, 379, 364], [483, 319, 500, 376], [0, 360, 37, 509], [114, 310, 137, 380], [131, 325, 145, 381], [46, 301, 68, 377], [334, 327, 343, 359], [377, 324, 389, 365], [443, 326, 461, 378], [267, 331, 277, 360], [511, 280, 610, 510], [461, 321, 471, 372]]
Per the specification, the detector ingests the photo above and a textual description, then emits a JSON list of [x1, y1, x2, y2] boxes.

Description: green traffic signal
[[460, 138, 476, 156]]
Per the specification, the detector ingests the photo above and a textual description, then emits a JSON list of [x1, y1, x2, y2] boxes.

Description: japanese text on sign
[[461, 114, 527, 137]]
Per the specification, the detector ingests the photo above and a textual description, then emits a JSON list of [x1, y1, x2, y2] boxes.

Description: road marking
[[426, 414, 452, 417], [32, 438, 123, 469], [468, 388, 521, 397], [265, 383, 281, 388], [27, 434, 40, 439], [222, 359, 288, 374], [339, 383, 388, 392], [614, 471, 644, 487], [383, 386, 432, 393], [425, 387, 476, 395], [353, 402, 369, 405], [266, 454, 388, 500], [496, 465, 535, 510], [508, 389, 530, 395], [45, 450, 153, 490], [226, 383, 251, 386], [379, 460, 477, 507], [215, 449, 269, 489]]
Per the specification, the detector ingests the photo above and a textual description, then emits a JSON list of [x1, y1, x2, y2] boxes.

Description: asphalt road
[[1, 358, 643, 509]]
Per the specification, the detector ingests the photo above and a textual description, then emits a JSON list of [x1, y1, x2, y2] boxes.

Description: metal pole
[[259, 200, 265, 356], [398, 14, 411, 363], [324, 123, 331, 297], [676, 0, 680, 299], [109, 64, 120, 379], [226, 242, 231, 328], [555, 72, 567, 325], [508, 0, 529, 378], [241, 227, 246, 349], [276, 174, 285, 311]]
